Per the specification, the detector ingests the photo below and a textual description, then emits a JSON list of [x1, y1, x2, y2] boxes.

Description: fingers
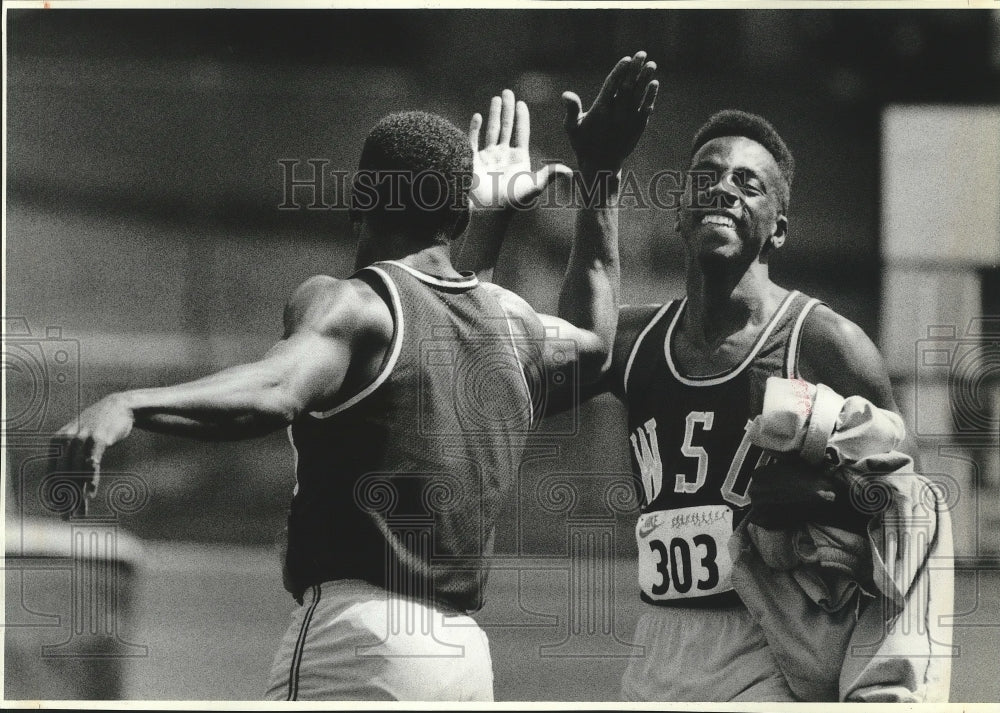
[[593, 55, 632, 109], [69, 435, 94, 518], [485, 95, 502, 146], [89, 440, 107, 482], [468, 112, 482, 152], [480, 90, 525, 147], [50, 426, 101, 520], [594, 51, 657, 115], [512, 100, 529, 149], [50, 432, 83, 519], [633, 60, 657, 107], [84, 443, 103, 516], [639, 79, 659, 118], [562, 91, 582, 133], [61, 430, 84, 475], [498, 89, 515, 146], [619, 51, 646, 97]]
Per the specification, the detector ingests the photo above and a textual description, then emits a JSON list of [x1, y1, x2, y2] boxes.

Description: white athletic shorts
[[621, 601, 798, 702], [265, 579, 494, 701]]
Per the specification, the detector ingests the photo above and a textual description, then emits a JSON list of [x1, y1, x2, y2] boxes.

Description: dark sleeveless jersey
[[283, 260, 537, 613], [622, 290, 821, 606]]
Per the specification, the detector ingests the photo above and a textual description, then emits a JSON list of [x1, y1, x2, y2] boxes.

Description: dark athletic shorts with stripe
[[265, 579, 494, 701]]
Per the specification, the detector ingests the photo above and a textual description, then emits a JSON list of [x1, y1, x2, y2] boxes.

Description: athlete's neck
[[393, 244, 464, 279], [354, 232, 462, 278], [682, 260, 784, 349]]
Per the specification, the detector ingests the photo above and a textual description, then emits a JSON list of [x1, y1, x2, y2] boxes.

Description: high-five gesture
[[468, 89, 571, 210], [562, 51, 658, 172]]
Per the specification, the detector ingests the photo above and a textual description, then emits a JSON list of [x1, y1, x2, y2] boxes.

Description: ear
[[770, 214, 788, 249]]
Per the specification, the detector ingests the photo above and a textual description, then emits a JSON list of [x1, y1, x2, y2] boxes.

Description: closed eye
[[734, 170, 765, 196]]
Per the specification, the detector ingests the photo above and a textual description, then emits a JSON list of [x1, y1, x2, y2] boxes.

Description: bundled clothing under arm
[[730, 377, 954, 702]]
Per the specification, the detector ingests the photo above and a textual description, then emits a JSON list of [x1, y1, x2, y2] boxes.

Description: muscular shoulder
[[611, 304, 669, 369], [617, 304, 667, 345], [798, 304, 896, 410], [592, 303, 668, 399], [283, 274, 393, 346], [478, 281, 545, 340]]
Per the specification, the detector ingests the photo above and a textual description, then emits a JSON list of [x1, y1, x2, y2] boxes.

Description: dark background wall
[[7, 9, 999, 549]]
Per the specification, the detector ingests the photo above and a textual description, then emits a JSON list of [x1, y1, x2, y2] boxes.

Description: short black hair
[[691, 110, 794, 211], [351, 111, 473, 241]]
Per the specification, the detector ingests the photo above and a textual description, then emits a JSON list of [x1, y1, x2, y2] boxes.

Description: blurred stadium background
[[4, 7, 999, 702]]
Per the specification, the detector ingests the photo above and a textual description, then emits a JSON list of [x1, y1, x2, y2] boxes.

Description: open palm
[[468, 89, 570, 210]]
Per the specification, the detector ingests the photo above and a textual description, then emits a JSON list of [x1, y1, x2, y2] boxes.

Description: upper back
[[285, 260, 541, 611], [301, 260, 538, 446]]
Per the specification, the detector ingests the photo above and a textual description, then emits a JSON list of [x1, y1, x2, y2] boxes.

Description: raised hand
[[562, 51, 659, 173], [468, 89, 571, 210], [48, 394, 135, 518]]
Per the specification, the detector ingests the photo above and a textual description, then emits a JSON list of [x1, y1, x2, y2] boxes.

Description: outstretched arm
[[47, 275, 389, 514], [558, 52, 658, 377]]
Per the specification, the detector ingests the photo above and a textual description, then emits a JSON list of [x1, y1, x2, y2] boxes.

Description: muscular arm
[[601, 304, 666, 401], [48, 275, 391, 510], [456, 57, 657, 387], [556, 168, 622, 379], [797, 304, 918, 460], [480, 282, 608, 418], [459, 167, 622, 385], [556, 53, 657, 381], [127, 277, 378, 439]]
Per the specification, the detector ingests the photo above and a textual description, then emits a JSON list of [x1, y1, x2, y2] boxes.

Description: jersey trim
[[380, 259, 479, 289], [784, 297, 822, 378], [664, 290, 800, 387], [308, 265, 404, 419], [623, 302, 674, 395], [500, 304, 535, 429]]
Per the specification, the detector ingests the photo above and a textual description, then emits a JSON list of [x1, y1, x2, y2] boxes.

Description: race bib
[[636, 504, 734, 601]]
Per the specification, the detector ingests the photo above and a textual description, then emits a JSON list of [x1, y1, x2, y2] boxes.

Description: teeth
[[701, 215, 735, 228]]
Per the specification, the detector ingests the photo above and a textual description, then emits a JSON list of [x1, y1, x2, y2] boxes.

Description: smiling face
[[677, 135, 788, 267]]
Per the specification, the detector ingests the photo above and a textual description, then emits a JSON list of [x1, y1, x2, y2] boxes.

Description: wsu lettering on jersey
[[622, 292, 821, 604]]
